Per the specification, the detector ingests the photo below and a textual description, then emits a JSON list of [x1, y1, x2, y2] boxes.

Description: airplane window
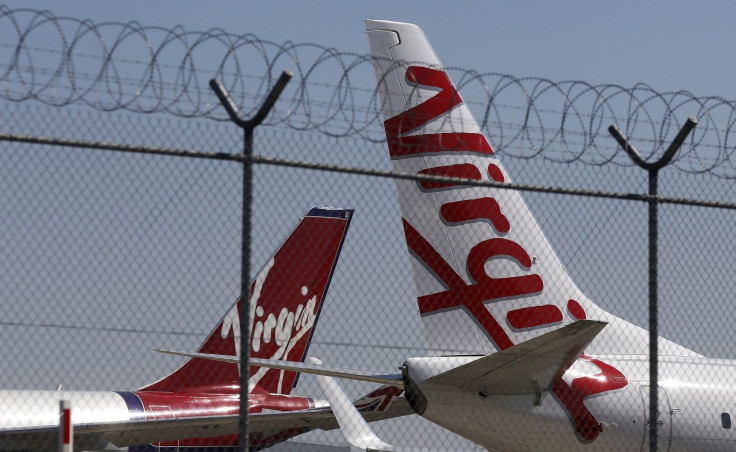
[[722, 413, 731, 429]]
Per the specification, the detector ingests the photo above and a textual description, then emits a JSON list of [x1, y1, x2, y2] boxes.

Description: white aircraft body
[[0, 207, 410, 451], [252, 21, 736, 451]]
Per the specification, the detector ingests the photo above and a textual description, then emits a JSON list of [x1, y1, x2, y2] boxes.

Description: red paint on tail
[[248, 209, 353, 395], [381, 61, 628, 442], [384, 66, 493, 158], [139, 208, 352, 396]]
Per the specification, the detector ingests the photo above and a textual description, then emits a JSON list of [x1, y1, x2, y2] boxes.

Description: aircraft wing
[[0, 399, 412, 451], [250, 357, 405, 388], [428, 320, 607, 395]]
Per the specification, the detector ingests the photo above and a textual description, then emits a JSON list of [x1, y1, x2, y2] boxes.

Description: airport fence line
[[2, 6, 736, 452], [3, 6, 736, 178]]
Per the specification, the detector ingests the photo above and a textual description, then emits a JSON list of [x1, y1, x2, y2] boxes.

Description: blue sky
[[3, 0, 735, 392], [2, 2, 735, 449], [3, 0, 735, 383], [3, 0, 736, 98]]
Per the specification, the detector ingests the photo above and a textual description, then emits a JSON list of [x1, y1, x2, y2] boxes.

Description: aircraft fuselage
[[405, 355, 736, 451], [0, 389, 327, 450]]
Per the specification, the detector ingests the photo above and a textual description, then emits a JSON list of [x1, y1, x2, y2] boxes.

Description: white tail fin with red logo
[[367, 20, 587, 356], [141, 207, 353, 394], [366, 20, 696, 359]]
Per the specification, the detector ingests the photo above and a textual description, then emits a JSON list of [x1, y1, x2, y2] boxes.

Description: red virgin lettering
[[387, 65, 628, 443], [404, 220, 543, 351], [418, 163, 481, 189], [507, 305, 563, 329], [567, 299, 587, 320], [441, 198, 510, 234], [385, 66, 493, 158], [488, 163, 505, 182]]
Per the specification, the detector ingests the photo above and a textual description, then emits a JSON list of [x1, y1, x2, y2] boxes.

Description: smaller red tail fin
[[140, 207, 353, 394]]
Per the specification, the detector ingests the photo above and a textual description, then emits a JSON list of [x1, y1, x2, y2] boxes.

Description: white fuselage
[[406, 355, 736, 451], [0, 390, 131, 430]]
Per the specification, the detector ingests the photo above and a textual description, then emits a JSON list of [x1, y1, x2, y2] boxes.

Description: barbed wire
[[2, 6, 736, 177]]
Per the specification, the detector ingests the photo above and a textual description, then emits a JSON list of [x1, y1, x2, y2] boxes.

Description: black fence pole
[[608, 117, 697, 452], [209, 71, 292, 452]]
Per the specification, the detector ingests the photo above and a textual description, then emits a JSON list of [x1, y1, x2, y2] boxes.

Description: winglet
[[428, 320, 607, 396], [308, 358, 396, 451]]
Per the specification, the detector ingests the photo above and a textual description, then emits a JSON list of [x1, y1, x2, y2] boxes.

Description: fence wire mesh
[[2, 6, 736, 452]]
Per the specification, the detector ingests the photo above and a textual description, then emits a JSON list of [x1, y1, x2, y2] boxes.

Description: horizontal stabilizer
[[155, 350, 404, 388], [428, 320, 606, 395], [251, 357, 405, 389], [155, 349, 240, 363]]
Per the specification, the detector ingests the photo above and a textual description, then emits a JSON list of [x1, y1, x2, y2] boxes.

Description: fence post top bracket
[[209, 70, 293, 131], [608, 117, 697, 173]]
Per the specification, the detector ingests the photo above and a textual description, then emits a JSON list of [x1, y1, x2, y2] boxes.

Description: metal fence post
[[209, 70, 292, 452], [608, 117, 697, 452]]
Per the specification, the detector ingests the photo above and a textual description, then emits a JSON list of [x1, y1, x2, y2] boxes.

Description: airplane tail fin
[[366, 20, 595, 356], [141, 207, 353, 394], [365, 20, 700, 360]]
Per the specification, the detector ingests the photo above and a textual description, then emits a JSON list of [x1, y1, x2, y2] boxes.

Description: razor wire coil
[[2, 6, 736, 177]]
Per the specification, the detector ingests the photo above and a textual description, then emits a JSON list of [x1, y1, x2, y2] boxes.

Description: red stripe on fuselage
[[132, 390, 312, 448]]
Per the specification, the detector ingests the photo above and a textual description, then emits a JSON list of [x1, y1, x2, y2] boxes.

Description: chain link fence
[[2, 7, 736, 452]]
